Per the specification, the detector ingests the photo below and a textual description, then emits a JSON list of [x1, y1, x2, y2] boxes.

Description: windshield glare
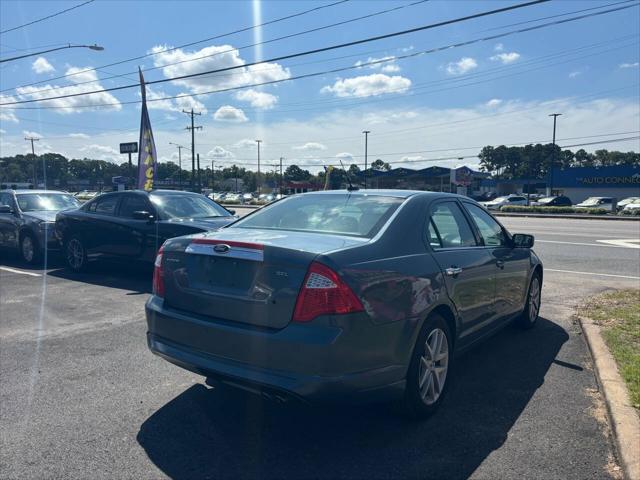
[[16, 193, 79, 212], [232, 194, 404, 238], [151, 193, 230, 219]]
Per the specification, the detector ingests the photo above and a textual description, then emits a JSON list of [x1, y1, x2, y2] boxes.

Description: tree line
[[0, 146, 637, 191]]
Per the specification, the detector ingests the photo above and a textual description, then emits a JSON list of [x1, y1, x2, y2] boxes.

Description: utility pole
[[279, 156, 284, 195], [169, 142, 187, 189], [196, 153, 202, 191], [255, 139, 262, 195], [362, 130, 370, 189], [25, 136, 39, 188], [183, 109, 202, 192], [548, 113, 561, 196], [211, 159, 215, 189]]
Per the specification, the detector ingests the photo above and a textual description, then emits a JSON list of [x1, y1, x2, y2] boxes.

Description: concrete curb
[[579, 317, 640, 480], [494, 212, 639, 221]]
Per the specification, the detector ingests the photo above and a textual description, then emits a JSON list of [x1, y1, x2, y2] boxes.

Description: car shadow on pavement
[[46, 260, 153, 294], [137, 317, 569, 480]]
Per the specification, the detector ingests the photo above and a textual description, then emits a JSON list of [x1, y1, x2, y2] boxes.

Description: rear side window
[[429, 202, 477, 249], [465, 203, 508, 247], [232, 194, 404, 238], [91, 195, 118, 215]]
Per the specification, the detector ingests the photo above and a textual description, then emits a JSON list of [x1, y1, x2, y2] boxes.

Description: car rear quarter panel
[[320, 195, 457, 362]]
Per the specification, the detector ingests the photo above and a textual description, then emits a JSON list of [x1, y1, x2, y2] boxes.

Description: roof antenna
[[339, 160, 359, 191]]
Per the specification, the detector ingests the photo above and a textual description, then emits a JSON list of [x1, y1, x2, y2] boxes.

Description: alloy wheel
[[21, 236, 34, 263], [67, 239, 84, 270], [418, 328, 449, 405], [529, 276, 541, 322]]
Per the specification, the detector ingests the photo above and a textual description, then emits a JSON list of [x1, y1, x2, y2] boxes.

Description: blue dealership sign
[[554, 165, 640, 188]]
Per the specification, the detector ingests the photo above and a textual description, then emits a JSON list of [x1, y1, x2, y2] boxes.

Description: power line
[[0, 0, 350, 93], [0, 0, 552, 107], [4, 0, 429, 97], [0, 0, 95, 35]]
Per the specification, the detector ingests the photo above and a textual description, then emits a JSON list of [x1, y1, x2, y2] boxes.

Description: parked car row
[[479, 194, 639, 213], [209, 192, 285, 205]]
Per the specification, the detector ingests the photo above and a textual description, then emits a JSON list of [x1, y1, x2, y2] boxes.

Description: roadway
[[0, 216, 638, 479]]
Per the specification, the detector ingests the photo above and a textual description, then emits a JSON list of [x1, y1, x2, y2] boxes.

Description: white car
[[617, 196, 639, 211], [622, 199, 640, 212], [575, 197, 615, 212], [482, 195, 528, 210]]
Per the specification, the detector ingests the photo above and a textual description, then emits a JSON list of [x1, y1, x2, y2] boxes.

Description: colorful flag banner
[[137, 68, 157, 191]]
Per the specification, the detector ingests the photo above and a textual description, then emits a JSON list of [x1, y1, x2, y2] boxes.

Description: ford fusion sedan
[[146, 190, 542, 418], [55, 189, 236, 272], [0, 189, 80, 264]]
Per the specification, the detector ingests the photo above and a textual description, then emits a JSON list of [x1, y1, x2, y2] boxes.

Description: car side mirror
[[512, 233, 534, 248], [227, 209, 236, 215], [132, 210, 154, 222], [0, 205, 12, 214]]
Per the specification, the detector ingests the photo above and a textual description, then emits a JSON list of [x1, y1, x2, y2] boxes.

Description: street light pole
[[548, 113, 562, 196], [362, 130, 370, 189], [169, 142, 186, 189], [279, 156, 284, 195], [255, 139, 262, 195], [0, 43, 104, 63], [25, 136, 39, 188]]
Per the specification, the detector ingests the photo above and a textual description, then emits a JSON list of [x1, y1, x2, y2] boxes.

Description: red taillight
[[292, 262, 364, 322], [152, 246, 164, 298]]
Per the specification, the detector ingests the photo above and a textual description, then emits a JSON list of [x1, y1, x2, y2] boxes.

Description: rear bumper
[[145, 296, 410, 404]]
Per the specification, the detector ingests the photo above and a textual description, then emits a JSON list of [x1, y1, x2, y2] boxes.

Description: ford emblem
[[213, 244, 230, 254]]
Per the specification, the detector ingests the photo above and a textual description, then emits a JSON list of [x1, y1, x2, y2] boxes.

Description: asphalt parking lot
[[1, 216, 638, 479]]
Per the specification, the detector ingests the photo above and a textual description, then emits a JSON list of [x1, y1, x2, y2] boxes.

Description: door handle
[[496, 260, 505, 269], [445, 267, 463, 277]]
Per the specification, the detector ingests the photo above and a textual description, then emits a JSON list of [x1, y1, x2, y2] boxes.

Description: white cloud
[[77, 143, 121, 162], [80, 144, 118, 155], [16, 66, 122, 114], [494, 43, 504, 52], [486, 98, 502, 107], [68, 133, 89, 139], [321, 74, 411, 98], [0, 94, 19, 122], [363, 111, 418, 125], [149, 44, 290, 94], [207, 146, 234, 158], [174, 93, 207, 114], [145, 87, 207, 114], [22, 130, 42, 139], [234, 89, 277, 109], [32, 57, 55, 74], [233, 138, 258, 149], [619, 62, 639, 69], [292, 142, 327, 151], [446, 57, 478, 75], [400, 155, 426, 162], [569, 71, 582, 79], [335, 152, 354, 160], [213, 105, 248, 122], [490, 52, 521, 64], [0, 129, 6, 134], [355, 56, 400, 73]]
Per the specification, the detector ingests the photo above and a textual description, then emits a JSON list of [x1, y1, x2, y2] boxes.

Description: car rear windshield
[[231, 193, 405, 238], [16, 193, 79, 212], [150, 193, 231, 220]]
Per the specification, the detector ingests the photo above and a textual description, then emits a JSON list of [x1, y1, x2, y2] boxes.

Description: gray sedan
[[0, 189, 80, 264], [145, 190, 542, 418]]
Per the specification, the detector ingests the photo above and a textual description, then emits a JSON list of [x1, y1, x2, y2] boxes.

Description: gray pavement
[[1, 216, 638, 479]]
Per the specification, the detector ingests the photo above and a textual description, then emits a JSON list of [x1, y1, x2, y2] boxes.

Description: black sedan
[[55, 190, 236, 272], [532, 195, 572, 207], [146, 190, 542, 418], [0, 189, 80, 264]]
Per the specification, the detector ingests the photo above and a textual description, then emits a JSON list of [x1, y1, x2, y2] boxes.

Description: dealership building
[[479, 164, 640, 203]]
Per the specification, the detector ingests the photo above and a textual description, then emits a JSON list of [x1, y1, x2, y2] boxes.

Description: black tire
[[20, 231, 41, 265], [516, 272, 541, 329], [65, 235, 88, 273], [401, 313, 453, 419]]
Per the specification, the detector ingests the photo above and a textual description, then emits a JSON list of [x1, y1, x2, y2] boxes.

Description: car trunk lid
[[162, 228, 367, 329]]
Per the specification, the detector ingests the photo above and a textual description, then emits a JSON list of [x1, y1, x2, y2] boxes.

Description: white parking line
[[536, 239, 634, 249], [0, 266, 42, 277], [546, 268, 640, 280], [597, 239, 640, 249]]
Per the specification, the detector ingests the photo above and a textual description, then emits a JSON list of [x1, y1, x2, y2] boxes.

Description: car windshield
[[489, 196, 509, 203], [232, 193, 404, 238], [580, 197, 601, 206], [150, 193, 231, 219], [16, 193, 79, 212], [538, 197, 556, 204]]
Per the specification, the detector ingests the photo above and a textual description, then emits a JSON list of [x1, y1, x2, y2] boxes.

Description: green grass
[[580, 290, 640, 410]]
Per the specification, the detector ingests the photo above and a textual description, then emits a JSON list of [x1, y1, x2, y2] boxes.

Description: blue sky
[[0, 0, 638, 172]]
